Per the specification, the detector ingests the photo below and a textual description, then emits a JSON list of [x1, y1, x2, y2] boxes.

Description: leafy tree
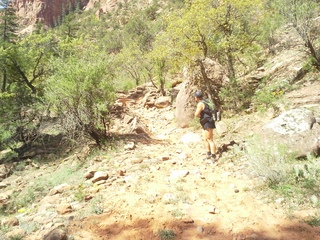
[[114, 43, 146, 88], [147, 36, 171, 95], [0, 29, 57, 154], [0, 0, 18, 43], [123, 14, 155, 52], [271, 0, 320, 69], [161, 0, 264, 78], [0, 0, 18, 92], [208, 0, 264, 78], [100, 29, 123, 54], [45, 48, 116, 146], [152, 0, 264, 106], [59, 13, 79, 39]]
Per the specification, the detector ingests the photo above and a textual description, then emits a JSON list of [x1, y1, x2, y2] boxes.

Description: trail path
[[67, 95, 320, 240]]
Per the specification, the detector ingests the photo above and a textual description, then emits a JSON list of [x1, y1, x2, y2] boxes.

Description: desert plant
[[8, 236, 23, 240], [245, 136, 293, 186], [158, 229, 175, 240], [171, 209, 184, 218], [305, 214, 320, 226], [88, 194, 104, 215], [74, 184, 86, 202], [19, 220, 40, 234]]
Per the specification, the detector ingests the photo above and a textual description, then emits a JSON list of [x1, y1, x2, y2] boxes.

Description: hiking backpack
[[202, 99, 221, 121]]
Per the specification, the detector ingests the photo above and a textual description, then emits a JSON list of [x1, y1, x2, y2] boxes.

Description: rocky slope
[[0, 80, 320, 240]]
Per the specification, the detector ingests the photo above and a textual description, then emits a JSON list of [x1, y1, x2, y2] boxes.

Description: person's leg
[[208, 129, 217, 155], [203, 128, 217, 155], [202, 129, 211, 159], [202, 129, 211, 154]]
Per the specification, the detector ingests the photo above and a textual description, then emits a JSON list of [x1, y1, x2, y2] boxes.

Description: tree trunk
[[1, 68, 6, 92]]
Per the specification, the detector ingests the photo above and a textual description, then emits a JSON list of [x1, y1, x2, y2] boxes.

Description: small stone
[[162, 156, 170, 161], [56, 203, 72, 215], [275, 198, 285, 204], [170, 170, 189, 179], [91, 171, 109, 183], [234, 189, 239, 193], [118, 170, 126, 176], [183, 219, 194, 224], [311, 195, 318, 205], [1, 217, 19, 227], [196, 226, 204, 233], [124, 142, 135, 150], [43, 228, 67, 240], [131, 158, 143, 164], [209, 207, 216, 214]]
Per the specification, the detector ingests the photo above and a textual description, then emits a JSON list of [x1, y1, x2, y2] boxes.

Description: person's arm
[[194, 102, 204, 118]]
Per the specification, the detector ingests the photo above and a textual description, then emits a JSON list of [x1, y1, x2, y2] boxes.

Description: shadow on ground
[[67, 214, 320, 240]]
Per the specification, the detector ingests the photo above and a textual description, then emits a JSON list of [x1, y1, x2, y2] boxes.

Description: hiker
[[194, 91, 218, 161]]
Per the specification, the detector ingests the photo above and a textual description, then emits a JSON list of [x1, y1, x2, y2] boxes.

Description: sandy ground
[[67, 89, 320, 240]]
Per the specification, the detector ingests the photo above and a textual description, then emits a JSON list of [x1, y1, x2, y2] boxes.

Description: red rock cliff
[[14, 0, 90, 28]]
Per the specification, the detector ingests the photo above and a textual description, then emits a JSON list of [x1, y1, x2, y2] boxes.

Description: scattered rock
[[196, 226, 204, 233], [48, 183, 71, 196], [169, 170, 189, 179], [1, 216, 19, 227], [155, 96, 172, 108], [311, 195, 318, 205], [91, 171, 109, 183], [131, 158, 143, 164], [124, 142, 135, 150], [84, 170, 96, 179], [162, 156, 170, 161], [5, 228, 25, 239], [56, 203, 72, 215], [0, 189, 14, 206], [43, 228, 67, 240]]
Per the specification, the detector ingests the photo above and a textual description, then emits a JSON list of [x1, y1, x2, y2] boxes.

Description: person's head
[[194, 91, 203, 101]]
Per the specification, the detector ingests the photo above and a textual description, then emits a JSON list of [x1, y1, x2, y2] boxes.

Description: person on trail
[[194, 91, 218, 161]]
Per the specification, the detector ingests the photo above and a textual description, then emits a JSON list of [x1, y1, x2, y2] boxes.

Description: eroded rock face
[[14, 0, 90, 28]]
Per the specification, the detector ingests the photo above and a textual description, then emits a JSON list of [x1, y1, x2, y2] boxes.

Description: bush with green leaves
[[252, 79, 292, 112], [305, 213, 320, 226], [45, 48, 116, 146], [158, 229, 175, 240]]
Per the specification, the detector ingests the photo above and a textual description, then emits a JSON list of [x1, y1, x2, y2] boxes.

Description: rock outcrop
[[14, 0, 90, 29]]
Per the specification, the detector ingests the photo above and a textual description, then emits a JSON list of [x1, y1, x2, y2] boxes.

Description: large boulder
[[175, 58, 229, 128], [262, 108, 320, 158], [174, 80, 197, 128]]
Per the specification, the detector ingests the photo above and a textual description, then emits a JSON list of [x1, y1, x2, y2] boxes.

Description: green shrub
[[245, 136, 293, 186], [45, 49, 116, 146], [305, 214, 320, 226], [252, 79, 292, 112], [158, 229, 175, 240]]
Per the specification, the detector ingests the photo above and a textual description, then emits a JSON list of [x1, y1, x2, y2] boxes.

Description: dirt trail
[[67, 98, 320, 240]]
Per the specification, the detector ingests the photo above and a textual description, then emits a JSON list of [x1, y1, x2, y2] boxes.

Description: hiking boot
[[211, 154, 219, 164], [203, 152, 212, 160]]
